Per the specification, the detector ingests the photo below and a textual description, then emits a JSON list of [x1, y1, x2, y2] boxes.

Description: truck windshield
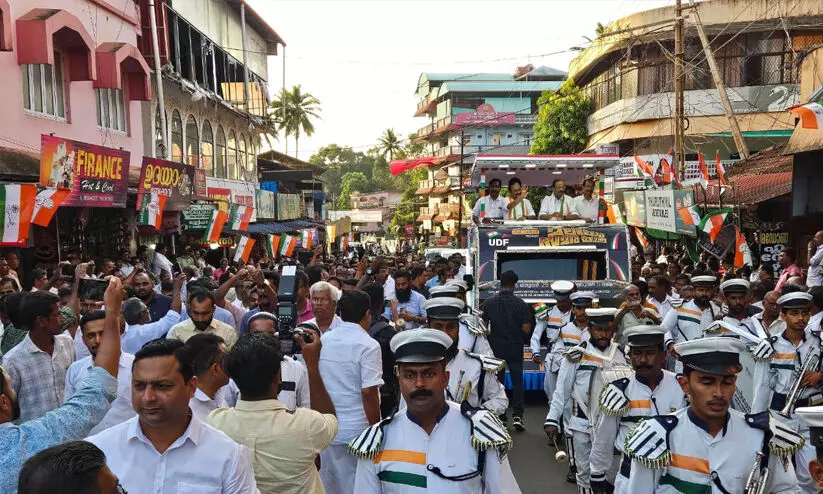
[[497, 251, 607, 281]]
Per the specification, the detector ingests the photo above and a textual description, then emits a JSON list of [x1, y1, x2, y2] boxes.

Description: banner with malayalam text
[[138, 157, 196, 211]]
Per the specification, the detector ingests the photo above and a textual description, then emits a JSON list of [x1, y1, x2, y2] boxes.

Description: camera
[[275, 266, 314, 355]]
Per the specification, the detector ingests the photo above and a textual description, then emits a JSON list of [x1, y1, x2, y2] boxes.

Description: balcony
[[514, 114, 536, 125], [416, 206, 437, 223], [434, 202, 461, 223], [417, 179, 453, 196], [433, 144, 497, 158]]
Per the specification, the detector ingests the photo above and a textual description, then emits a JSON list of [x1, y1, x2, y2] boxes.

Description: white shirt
[[279, 356, 311, 411], [318, 321, 384, 444], [153, 252, 173, 278], [383, 275, 396, 301], [73, 329, 91, 361], [65, 353, 136, 435], [572, 194, 599, 222], [190, 387, 232, 422], [305, 315, 343, 334], [648, 295, 676, 320], [538, 194, 573, 217], [472, 195, 508, 220], [507, 198, 535, 220], [86, 414, 258, 494], [808, 244, 823, 287], [122, 310, 181, 354]]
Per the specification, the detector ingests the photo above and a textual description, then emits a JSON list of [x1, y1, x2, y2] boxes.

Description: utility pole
[[690, 0, 749, 160], [457, 131, 465, 247], [674, 0, 686, 177]]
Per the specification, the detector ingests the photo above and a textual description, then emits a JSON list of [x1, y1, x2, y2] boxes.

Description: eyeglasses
[[115, 481, 128, 494], [311, 298, 332, 305]]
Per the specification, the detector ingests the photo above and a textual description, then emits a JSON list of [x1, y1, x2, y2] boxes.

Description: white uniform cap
[[795, 406, 823, 447], [390, 328, 454, 363], [776, 291, 813, 309], [570, 291, 596, 306], [719, 278, 750, 294], [691, 275, 717, 285], [550, 280, 575, 300], [445, 279, 468, 292], [429, 285, 460, 298], [623, 325, 667, 347], [585, 307, 618, 327], [674, 337, 746, 375], [423, 297, 465, 320]]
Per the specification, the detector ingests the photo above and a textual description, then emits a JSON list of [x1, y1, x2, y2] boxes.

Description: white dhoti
[[319, 443, 357, 494]]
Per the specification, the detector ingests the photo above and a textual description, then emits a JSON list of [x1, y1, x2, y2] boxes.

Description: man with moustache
[[131, 271, 172, 323], [752, 290, 786, 336], [472, 178, 508, 224], [385, 270, 426, 329], [626, 337, 802, 493], [589, 326, 687, 494], [349, 328, 521, 493], [544, 308, 627, 494], [662, 273, 722, 371], [717, 278, 762, 336], [539, 179, 574, 220]]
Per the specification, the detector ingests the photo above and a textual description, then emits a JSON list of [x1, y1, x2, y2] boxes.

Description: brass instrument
[[394, 318, 406, 330], [744, 452, 769, 494], [459, 313, 488, 334], [780, 350, 821, 418]]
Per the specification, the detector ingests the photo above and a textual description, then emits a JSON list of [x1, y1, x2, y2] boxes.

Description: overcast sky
[[250, 0, 673, 160]]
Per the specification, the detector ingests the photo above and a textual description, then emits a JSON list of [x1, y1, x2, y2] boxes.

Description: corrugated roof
[[520, 66, 568, 78], [438, 81, 563, 96]]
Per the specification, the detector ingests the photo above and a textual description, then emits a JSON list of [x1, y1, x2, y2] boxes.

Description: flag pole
[[717, 152, 723, 210]]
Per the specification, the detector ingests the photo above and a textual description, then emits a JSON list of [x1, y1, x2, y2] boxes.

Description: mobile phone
[[78, 278, 109, 301], [173, 262, 182, 275], [61, 264, 74, 276]]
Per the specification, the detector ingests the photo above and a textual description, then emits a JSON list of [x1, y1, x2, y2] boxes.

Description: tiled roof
[[695, 145, 793, 204]]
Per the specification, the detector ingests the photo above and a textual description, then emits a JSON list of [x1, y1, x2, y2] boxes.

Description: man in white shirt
[[185, 333, 230, 421], [151, 244, 174, 280], [808, 230, 823, 288], [120, 274, 184, 354], [539, 179, 573, 220], [318, 290, 383, 494], [570, 176, 602, 223], [65, 310, 135, 435], [472, 178, 508, 223], [506, 177, 536, 221], [308, 281, 344, 333], [86, 338, 258, 493]]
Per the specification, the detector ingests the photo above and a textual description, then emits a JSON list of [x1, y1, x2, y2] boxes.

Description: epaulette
[[624, 415, 678, 469], [670, 299, 684, 308], [347, 412, 397, 459], [461, 401, 512, 460], [460, 314, 490, 336], [564, 341, 588, 363], [599, 377, 630, 416], [467, 352, 506, 373], [746, 411, 805, 457]]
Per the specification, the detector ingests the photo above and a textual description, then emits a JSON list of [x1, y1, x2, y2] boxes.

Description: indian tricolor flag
[[698, 208, 733, 243], [279, 234, 297, 257], [734, 227, 752, 268], [264, 234, 281, 258], [790, 101, 823, 130], [634, 226, 650, 248], [339, 236, 348, 252], [137, 190, 168, 229], [229, 204, 253, 232], [633, 155, 655, 180], [715, 152, 729, 187], [677, 204, 702, 227], [301, 230, 313, 249], [203, 209, 229, 243], [31, 187, 70, 227], [697, 153, 710, 190], [606, 203, 624, 224], [234, 236, 255, 263], [0, 184, 36, 243]]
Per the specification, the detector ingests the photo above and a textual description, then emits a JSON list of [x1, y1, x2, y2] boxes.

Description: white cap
[[551, 280, 575, 300], [674, 337, 746, 375], [585, 307, 618, 327], [445, 279, 468, 291], [423, 297, 465, 320], [570, 291, 596, 306], [390, 328, 453, 363], [691, 275, 717, 285], [429, 285, 460, 298], [624, 325, 667, 347], [777, 292, 813, 309], [719, 278, 750, 294]]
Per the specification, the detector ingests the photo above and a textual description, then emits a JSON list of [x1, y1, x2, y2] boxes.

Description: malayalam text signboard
[[277, 194, 302, 220], [138, 157, 196, 211], [644, 189, 676, 233], [182, 203, 216, 231], [40, 135, 129, 208], [756, 229, 790, 276]]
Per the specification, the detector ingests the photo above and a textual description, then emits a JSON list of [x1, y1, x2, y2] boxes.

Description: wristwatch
[[366, 268, 375, 276]]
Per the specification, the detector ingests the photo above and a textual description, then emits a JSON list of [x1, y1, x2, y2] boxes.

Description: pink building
[[0, 0, 150, 179]]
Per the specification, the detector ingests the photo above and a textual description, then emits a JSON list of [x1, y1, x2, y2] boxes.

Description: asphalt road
[[507, 398, 578, 494]]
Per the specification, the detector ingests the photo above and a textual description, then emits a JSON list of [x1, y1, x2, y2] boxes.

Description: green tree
[[400, 133, 427, 159], [269, 85, 321, 158], [338, 171, 370, 209], [309, 144, 376, 198], [377, 128, 402, 161], [530, 79, 592, 155]]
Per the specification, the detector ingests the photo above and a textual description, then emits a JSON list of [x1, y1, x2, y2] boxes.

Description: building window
[[185, 114, 199, 167], [171, 110, 183, 162], [522, 134, 533, 146], [22, 51, 66, 119], [202, 121, 214, 176], [215, 125, 226, 178], [96, 88, 125, 132], [246, 138, 256, 179], [227, 131, 237, 180], [235, 136, 246, 181], [154, 106, 166, 158]]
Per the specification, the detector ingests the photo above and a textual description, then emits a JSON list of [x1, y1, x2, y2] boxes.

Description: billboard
[[454, 103, 516, 126], [623, 191, 647, 227], [40, 135, 129, 208], [137, 157, 196, 211]]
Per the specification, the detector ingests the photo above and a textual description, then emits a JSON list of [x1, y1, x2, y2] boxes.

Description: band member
[[663, 274, 721, 371], [718, 278, 762, 335], [532, 281, 576, 402], [430, 284, 493, 356], [589, 325, 687, 494], [544, 308, 627, 494], [626, 337, 802, 494], [350, 328, 521, 492], [752, 291, 821, 493], [796, 405, 823, 491]]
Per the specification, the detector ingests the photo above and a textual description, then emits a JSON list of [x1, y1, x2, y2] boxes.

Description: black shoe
[[512, 416, 525, 432], [566, 466, 577, 483]]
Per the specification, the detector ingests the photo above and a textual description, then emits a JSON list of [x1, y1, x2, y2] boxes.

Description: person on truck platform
[[538, 179, 573, 220], [472, 178, 508, 224], [506, 177, 536, 221], [568, 176, 606, 223]]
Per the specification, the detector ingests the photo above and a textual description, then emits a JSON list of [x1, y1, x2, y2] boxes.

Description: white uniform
[[663, 300, 721, 373], [545, 341, 628, 492], [625, 408, 801, 494], [459, 320, 494, 356], [590, 371, 687, 494], [350, 401, 521, 493], [752, 331, 822, 493], [531, 306, 572, 401]]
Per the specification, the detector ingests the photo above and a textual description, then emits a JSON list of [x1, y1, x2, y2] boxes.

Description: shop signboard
[[137, 157, 196, 211], [194, 169, 208, 197], [644, 189, 675, 233], [40, 135, 129, 208], [182, 203, 216, 231], [205, 178, 257, 221], [454, 103, 516, 126], [277, 194, 302, 220], [622, 191, 647, 227], [256, 190, 276, 219]]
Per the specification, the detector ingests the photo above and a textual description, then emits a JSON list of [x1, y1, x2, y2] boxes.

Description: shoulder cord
[[427, 448, 486, 482]]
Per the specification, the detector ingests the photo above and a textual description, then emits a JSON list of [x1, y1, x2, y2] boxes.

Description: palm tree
[[269, 85, 321, 157], [377, 128, 402, 161]]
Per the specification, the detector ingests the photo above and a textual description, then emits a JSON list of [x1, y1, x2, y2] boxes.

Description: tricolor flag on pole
[[203, 209, 229, 243], [280, 234, 297, 257], [698, 208, 733, 243], [634, 226, 650, 249], [633, 155, 655, 180], [789, 101, 823, 130], [734, 227, 752, 268], [264, 234, 281, 258], [0, 184, 36, 243], [228, 204, 253, 232], [137, 190, 168, 230], [715, 152, 729, 187], [301, 230, 313, 249], [479, 170, 487, 220], [697, 153, 710, 190], [31, 187, 70, 227], [234, 236, 255, 263], [677, 203, 702, 227]]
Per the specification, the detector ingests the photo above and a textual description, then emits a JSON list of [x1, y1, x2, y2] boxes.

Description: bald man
[[751, 291, 786, 336]]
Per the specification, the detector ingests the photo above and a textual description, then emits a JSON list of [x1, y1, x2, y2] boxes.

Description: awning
[[16, 9, 96, 80], [783, 125, 823, 155], [415, 214, 434, 222], [95, 42, 152, 101], [390, 156, 438, 176], [247, 222, 300, 234]]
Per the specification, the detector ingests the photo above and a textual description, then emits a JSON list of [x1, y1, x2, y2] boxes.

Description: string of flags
[[233, 235, 255, 263]]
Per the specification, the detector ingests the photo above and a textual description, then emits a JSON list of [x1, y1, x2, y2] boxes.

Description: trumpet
[[780, 350, 821, 417], [459, 313, 489, 334], [395, 318, 406, 330], [744, 451, 769, 494]]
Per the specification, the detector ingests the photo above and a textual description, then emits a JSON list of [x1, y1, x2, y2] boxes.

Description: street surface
[[508, 401, 578, 494]]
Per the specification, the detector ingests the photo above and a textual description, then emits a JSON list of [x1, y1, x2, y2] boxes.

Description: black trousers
[[497, 355, 524, 418]]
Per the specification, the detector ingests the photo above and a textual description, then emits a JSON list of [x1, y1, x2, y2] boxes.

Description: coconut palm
[[269, 85, 321, 157], [377, 128, 402, 161]]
